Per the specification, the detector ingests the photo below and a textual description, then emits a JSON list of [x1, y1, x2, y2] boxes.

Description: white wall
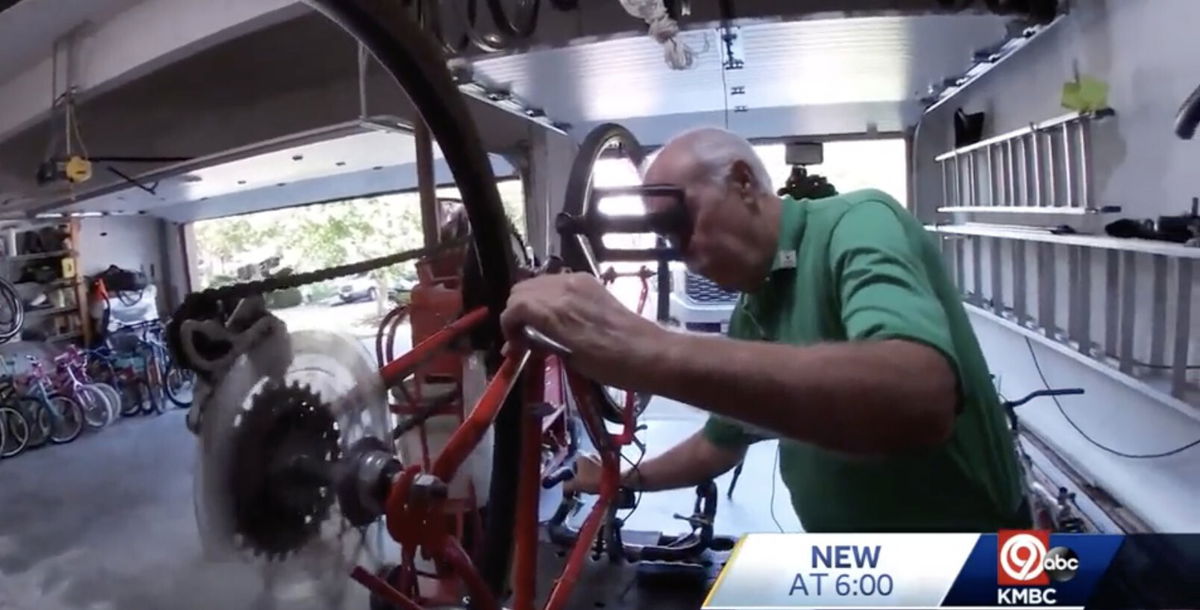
[[526, 128, 578, 258], [913, 0, 1200, 531]]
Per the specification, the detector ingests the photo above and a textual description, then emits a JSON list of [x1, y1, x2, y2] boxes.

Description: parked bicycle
[[8, 356, 85, 444], [54, 347, 120, 428]]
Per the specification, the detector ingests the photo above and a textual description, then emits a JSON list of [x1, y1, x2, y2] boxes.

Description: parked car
[[388, 277, 416, 304], [668, 267, 738, 333], [338, 275, 378, 303]]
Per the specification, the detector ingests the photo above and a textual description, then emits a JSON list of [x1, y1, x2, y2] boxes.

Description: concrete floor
[[0, 396, 793, 610]]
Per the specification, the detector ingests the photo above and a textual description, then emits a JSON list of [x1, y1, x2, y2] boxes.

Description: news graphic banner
[[702, 532, 1200, 609]]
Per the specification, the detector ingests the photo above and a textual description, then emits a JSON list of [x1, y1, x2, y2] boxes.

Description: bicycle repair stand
[[538, 481, 738, 609]]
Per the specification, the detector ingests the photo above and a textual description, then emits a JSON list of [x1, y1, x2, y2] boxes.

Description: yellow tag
[[64, 156, 92, 183], [61, 257, 77, 279]]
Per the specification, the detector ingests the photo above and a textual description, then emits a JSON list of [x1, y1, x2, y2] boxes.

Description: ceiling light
[[35, 213, 66, 219]]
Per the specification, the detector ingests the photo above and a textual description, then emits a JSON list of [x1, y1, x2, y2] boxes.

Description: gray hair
[[649, 127, 773, 195]]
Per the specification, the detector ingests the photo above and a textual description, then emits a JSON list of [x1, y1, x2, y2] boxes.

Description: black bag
[[98, 265, 149, 292]]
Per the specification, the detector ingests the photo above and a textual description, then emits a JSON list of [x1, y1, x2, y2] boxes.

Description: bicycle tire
[[78, 384, 114, 429], [46, 394, 84, 444], [0, 277, 24, 345], [0, 406, 30, 457], [560, 123, 655, 423], [91, 382, 122, 422], [164, 364, 195, 408], [120, 378, 145, 416], [140, 377, 165, 415], [309, 1, 521, 598], [13, 397, 50, 448]]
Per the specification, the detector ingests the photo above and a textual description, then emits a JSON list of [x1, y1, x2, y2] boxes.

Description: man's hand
[[563, 453, 603, 495], [500, 273, 666, 390]]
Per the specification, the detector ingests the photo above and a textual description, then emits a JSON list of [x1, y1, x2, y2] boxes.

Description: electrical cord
[[1024, 336, 1200, 458], [768, 442, 784, 532]]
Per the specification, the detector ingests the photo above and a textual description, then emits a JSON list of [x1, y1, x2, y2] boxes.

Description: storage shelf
[[927, 223, 1200, 259], [47, 330, 82, 342], [4, 249, 76, 263], [937, 206, 1096, 215], [25, 305, 77, 318]]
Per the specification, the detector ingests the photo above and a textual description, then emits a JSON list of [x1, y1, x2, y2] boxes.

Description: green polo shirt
[[703, 189, 1028, 532]]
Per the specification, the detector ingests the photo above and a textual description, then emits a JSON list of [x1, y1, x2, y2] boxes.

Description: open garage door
[[192, 178, 525, 345]]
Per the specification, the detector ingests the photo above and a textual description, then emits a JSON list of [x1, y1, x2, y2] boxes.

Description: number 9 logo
[[1000, 533, 1047, 582]]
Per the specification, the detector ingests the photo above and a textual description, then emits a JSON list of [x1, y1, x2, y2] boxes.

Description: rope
[[618, 0, 695, 70]]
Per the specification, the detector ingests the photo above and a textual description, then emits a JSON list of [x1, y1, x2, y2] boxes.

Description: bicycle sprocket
[[228, 380, 341, 559]]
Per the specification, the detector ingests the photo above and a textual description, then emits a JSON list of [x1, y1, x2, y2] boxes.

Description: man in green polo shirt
[[500, 127, 1030, 532]]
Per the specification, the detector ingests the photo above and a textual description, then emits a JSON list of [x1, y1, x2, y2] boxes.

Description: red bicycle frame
[[355, 306, 637, 610]]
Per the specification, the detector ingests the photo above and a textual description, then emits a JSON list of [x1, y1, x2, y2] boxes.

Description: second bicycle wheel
[[0, 406, 29, 457], [78, 384, 115, 429], [46, 395, 84, 444], [164, 365, 195, 408]]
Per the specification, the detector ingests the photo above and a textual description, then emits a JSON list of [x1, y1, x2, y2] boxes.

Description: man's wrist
[[620, 466, 645, 490]]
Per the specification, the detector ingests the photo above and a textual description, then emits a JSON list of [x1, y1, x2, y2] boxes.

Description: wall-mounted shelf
[[927, 223, 1196, 405], [25, 305, 77, 318], [4, 249, 75, 263], [47, 330, 83, 342], [935, 110, 1115, 215], [0, 220, 90, 346]]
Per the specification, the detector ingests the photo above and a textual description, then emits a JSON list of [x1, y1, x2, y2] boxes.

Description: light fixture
[[35, 212, 66, 219]]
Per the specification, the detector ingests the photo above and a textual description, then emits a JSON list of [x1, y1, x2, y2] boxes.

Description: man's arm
[[567, 431, 747, 494], [636, 336, 955, 455], [624, 430, 747, 491]]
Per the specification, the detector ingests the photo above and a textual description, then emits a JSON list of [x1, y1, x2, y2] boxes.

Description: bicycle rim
[[93, 383, 123, 421], [561, 123, 653, 424], [165, 366, 195, 408], [17, 398, 50, 448], [120, 380, 144, 416], [0, 407, 29, 457], [79, 385, 113, 428], [47, 395, 84, 443]]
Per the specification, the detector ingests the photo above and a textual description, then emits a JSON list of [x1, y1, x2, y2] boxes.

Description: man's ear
[[729, 160, 757, 204]]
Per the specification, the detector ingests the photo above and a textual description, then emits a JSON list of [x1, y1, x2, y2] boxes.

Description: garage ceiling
[[49, 120, 515, 223], [472, 13, 1008, 136]]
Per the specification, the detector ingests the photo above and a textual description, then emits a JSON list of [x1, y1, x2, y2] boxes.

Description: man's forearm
[[630, 332, 957, 455], [622, 431, 745, 491]]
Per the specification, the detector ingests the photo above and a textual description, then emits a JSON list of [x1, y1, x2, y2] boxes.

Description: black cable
[[619, 437, 647, 521], [1024, 337, 1200, 458]]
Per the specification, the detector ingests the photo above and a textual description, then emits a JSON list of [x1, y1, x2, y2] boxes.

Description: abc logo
[[1044, 546, 1079, 582], [998, 531, 1079, 585]]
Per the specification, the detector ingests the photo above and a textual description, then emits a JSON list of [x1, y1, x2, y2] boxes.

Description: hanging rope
[[618, 0, 696, 70]]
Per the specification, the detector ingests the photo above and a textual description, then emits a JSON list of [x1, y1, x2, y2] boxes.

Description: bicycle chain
[[167, 239, 467, 372]]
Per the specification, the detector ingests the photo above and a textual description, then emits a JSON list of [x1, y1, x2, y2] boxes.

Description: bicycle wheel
[[0, 406, 29, 457], [0, 277, 24, 345], [14, 397, 50, 448], [130, 376, 160, 415], [119, 376, 144, 416], [560, 123, 656, 423], [164, 364, 195, 408], [46, 395, 84, 444], [91, 382, 123, 422], [77, 384, 115, 429]]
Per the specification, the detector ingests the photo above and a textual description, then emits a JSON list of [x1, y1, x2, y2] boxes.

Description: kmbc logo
[[997, 530, 1079, 586]]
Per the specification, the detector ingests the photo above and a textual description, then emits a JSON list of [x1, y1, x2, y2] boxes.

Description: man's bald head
[[640, 127, 782, 292], [643, 127, 773, 196]]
